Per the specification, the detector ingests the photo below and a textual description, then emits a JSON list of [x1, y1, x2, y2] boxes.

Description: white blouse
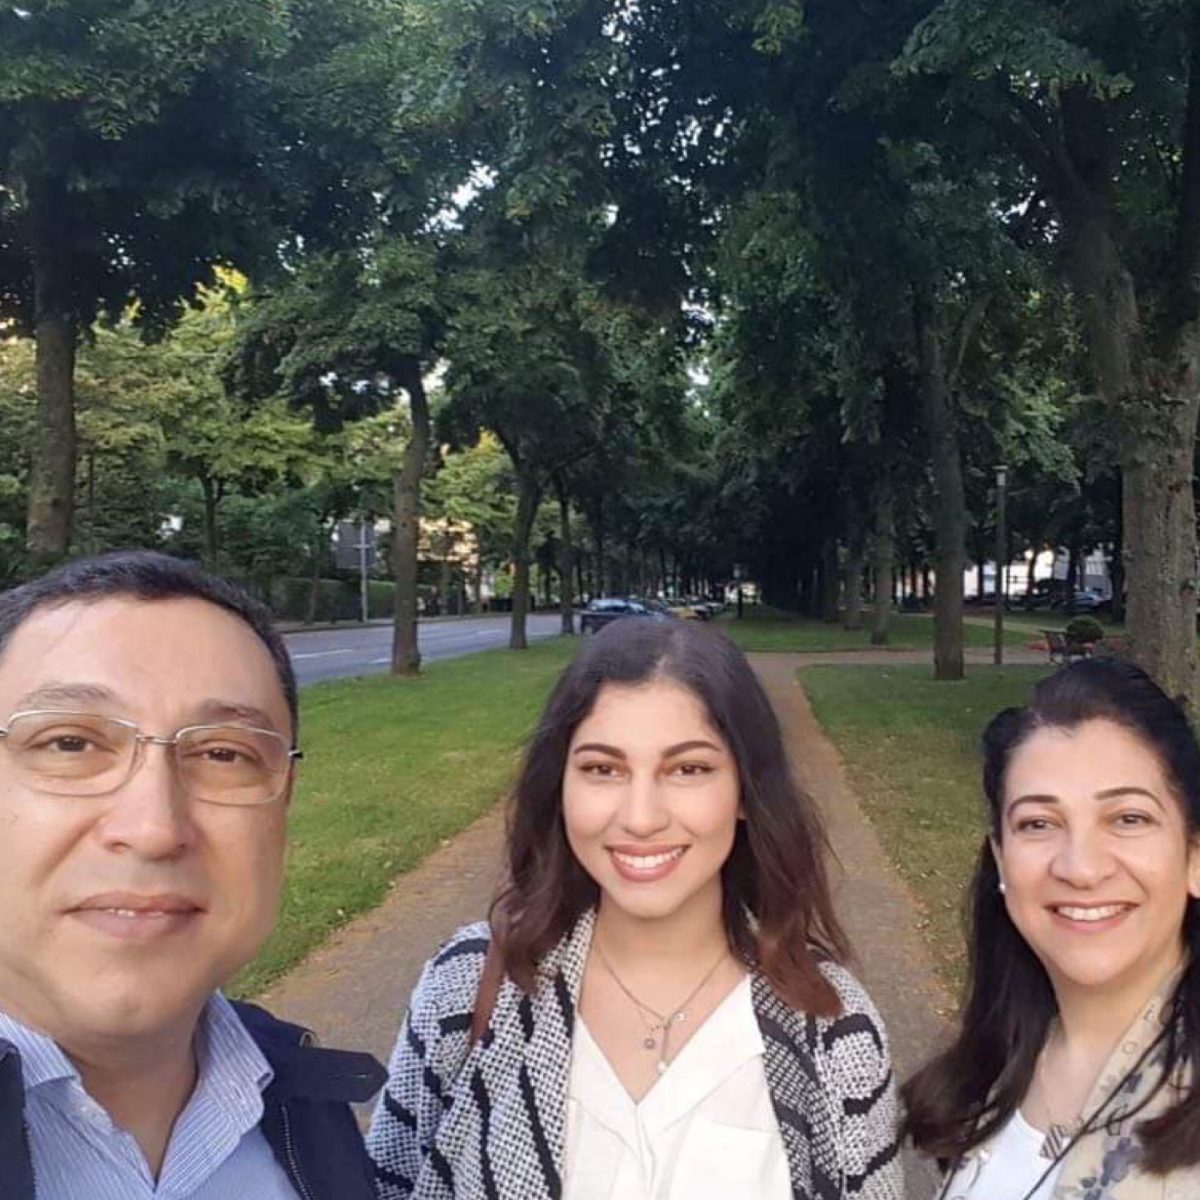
[[942, 1108, 1066, 1200], [562, 976, 792, 1200]]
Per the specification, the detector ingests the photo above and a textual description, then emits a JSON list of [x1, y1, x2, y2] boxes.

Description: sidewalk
[[750, 655, 945, 1197], [265, 654, 949, 1195]]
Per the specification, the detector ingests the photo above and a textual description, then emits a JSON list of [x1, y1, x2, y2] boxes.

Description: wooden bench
[[1041, 629, 1093, 664]]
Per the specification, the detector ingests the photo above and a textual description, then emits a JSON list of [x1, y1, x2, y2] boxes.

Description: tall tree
[[0, 0, 399, 562], [227, 238, 445, 673], [901, 0, 1200, 699]]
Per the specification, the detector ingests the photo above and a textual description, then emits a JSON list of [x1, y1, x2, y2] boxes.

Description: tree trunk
[[1065, 541, 1082, 614], [306, 526, 322, 624], [199, 474, 221, 570], [440, 551, 452, 617], [25, 178, 77, 565], [1109, 519, 1125, 625], [1119, 407, 1199, 693], [1014, 60, 1200, 698], [391, 361, 430, 676], [595, 506, 607, 596], [843, 535, 865, 631], [85, 450, 96, 555], [474, 555, 485, 615], [1062, 208, 1200, 696], [509, 472, 541, 650], [556, 476, 576, 635], [820, 536, 839, 623], [871, 476, 895, 645], [914, 282, 967, 680]]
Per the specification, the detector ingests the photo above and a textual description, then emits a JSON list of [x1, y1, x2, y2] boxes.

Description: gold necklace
[[592, 940, 728, 1074], [1035, 1029, 1082, 1160]]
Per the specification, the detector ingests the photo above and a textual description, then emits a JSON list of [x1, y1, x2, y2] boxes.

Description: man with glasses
[[0, 551, 383, 1199]]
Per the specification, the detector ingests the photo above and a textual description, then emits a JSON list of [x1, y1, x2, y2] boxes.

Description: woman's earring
[[998, 881, 1007, 895]]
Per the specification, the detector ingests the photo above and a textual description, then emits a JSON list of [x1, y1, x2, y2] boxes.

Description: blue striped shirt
[[0, 993, 299, 1199]]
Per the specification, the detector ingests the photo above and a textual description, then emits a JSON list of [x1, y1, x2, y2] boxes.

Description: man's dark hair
[[0, 551, 298, 735]]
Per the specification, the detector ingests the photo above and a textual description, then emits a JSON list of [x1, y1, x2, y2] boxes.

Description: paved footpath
[[265, 651, 967, 1195]]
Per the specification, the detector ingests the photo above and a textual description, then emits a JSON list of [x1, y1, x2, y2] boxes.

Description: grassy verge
[[801, 663, 1050, 989], [234, 637, 577, 996], [720, 608, 1032, 653], [976, 608, 1122, 633]]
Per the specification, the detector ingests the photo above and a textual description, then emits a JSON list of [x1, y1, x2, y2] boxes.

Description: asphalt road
[[285, 614, 564, 686]]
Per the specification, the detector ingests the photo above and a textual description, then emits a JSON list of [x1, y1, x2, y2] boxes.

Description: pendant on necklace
[[1040, 1123, 1074, 1161]]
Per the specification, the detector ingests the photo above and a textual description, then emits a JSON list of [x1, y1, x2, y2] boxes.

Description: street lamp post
[[358, 516, 370, 624], [994, 465, 1007, 666]]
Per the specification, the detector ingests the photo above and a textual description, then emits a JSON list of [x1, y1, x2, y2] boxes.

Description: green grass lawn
[[802, 663, 1050, 990], [720, 607, 1033, 653], [983, 608, 1121, 633], [234, 637, 577, 996]]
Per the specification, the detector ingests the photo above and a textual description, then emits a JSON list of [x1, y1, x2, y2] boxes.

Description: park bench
[[1041, 629, 1094, 664], [1092, 633, 1132, 659]]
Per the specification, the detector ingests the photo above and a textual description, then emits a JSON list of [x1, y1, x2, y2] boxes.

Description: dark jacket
[[0, 999, 385, 1200]]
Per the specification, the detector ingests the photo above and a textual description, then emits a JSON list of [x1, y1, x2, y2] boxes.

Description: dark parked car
[[1051, 589, 1109, 613], [1019, 579, 1109, 613], [580, 597, 669, 634]]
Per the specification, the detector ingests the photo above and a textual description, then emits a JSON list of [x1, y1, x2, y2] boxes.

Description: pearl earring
[[998, 881, 1007, 895]]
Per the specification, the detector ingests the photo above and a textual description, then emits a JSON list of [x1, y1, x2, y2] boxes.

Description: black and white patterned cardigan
[[368, 910, 903, 1200]]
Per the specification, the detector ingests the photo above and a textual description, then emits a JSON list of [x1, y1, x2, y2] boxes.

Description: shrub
[[267, 577, 396, 622], [1065, 615, 1105, 644]]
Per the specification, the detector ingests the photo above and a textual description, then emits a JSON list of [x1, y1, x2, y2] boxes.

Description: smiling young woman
[[904, 659, 1200, 1200], [368, 618, 903, 1200]]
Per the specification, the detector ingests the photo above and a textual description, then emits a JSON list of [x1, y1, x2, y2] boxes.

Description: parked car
[[660, 598, 701, 620], [1050, 589, 1108, 613], [1020, 579, 1074, 611], [579, 597, 669, 634], [685, 596, 722, 620], [634, 597, 699, 621]]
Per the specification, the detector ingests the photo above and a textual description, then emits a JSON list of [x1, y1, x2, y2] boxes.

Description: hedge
[[266, 577, 396, 623]]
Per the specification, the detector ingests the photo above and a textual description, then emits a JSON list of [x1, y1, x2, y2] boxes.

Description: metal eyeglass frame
[[0, 709, 303, 807]]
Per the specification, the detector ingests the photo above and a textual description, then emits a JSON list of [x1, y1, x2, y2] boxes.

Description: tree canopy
[[3, 0, 1197, 694]]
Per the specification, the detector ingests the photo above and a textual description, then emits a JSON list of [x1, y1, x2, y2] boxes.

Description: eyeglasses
[[0, 710, 302, 807]]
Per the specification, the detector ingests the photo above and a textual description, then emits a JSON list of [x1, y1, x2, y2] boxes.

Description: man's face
[[0, 595, 293, 1048]]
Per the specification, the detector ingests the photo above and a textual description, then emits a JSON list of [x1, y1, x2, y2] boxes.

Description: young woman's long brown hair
[[472, 617, 850, 1041]]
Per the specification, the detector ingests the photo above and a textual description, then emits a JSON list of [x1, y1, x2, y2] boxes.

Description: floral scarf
[[1052, 980, 1193, 1200], [945, 979, 1197, 1200]]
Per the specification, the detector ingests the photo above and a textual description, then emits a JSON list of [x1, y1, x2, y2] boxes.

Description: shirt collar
[[0, 992, 274, 1101], [0, 1009, 76, 1091]]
